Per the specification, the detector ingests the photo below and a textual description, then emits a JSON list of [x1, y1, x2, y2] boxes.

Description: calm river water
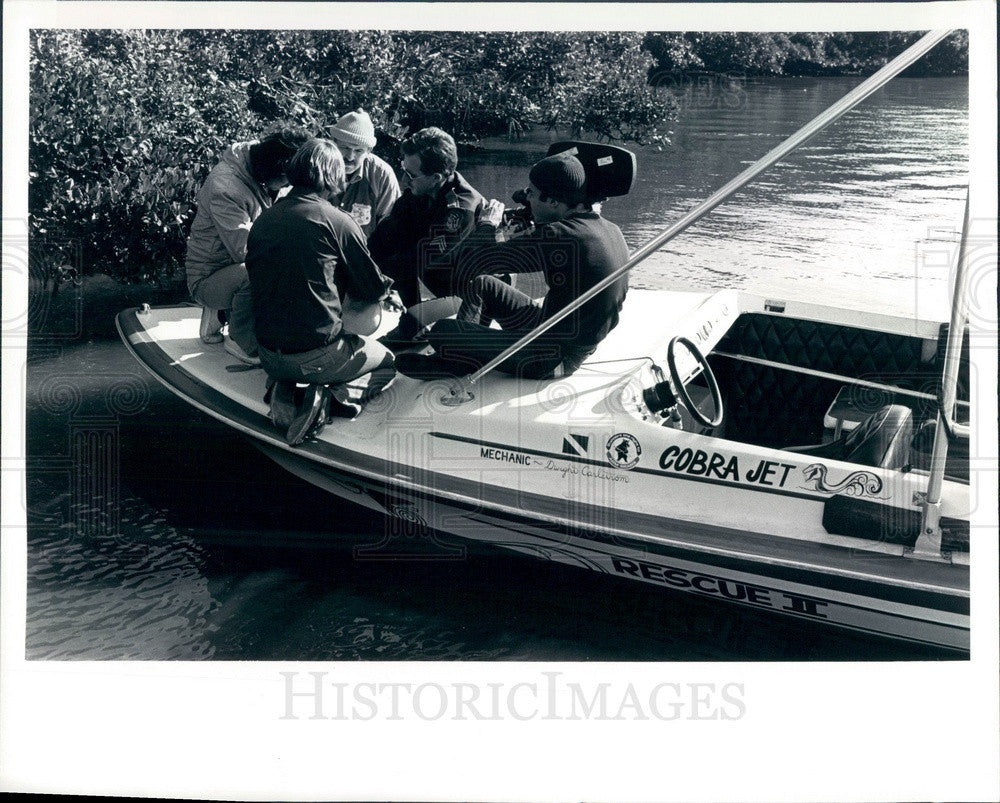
[[25, 77, 967, 661]]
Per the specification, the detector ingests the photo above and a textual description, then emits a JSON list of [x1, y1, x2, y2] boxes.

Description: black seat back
[[789, 404, 913, 470], [546, 141, 636, 202], [841, 404, 913, 468]]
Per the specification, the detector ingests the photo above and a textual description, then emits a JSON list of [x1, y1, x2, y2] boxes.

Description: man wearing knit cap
[[330, 109, 400, 238], [398, 151, 630, 380], [368, 126, 485, 308]]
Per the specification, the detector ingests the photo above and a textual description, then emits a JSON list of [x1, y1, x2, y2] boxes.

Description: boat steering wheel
[[666, 336, 724, 429]]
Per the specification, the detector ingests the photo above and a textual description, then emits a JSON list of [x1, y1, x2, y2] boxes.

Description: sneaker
[[199, 306, 224, 344], [223, 336, 261, 366]]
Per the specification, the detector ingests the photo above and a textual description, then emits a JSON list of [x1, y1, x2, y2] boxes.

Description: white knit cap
[[330, 109, 377, 150]]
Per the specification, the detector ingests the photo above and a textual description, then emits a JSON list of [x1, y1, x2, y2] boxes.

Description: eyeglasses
[[400, 161, 422, 181]]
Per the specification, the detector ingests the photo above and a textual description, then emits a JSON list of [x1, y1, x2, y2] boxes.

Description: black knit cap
[[529, 153, 588, 205]]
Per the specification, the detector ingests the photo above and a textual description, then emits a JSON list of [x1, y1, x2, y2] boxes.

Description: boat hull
[[116, 302, 970, 654], [255, 440, 969, 653]]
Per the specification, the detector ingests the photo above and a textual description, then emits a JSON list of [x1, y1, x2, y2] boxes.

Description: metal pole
[[713, 351, 971, 407], [914, 192, 971, 558], [456, 28, 954, 391]]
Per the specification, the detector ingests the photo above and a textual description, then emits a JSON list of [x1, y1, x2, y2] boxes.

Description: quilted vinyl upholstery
[[711, 356, 840, 447], [717, 314, 926, 375], [789, 405, 913, 469], [711, 314, 930, 448]]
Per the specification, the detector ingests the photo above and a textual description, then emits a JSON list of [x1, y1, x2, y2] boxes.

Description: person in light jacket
[[185, 125, 311, 364]]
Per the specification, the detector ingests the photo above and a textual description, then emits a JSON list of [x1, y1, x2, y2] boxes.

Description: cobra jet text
[[659, 446, 795, 487]]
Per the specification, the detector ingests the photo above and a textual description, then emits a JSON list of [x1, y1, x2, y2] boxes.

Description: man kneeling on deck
[[397, 151, 630, 380], [246, 138, 396, 445]]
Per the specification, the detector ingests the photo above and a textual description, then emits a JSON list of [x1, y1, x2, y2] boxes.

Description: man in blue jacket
[[367, 127, 484, 308]]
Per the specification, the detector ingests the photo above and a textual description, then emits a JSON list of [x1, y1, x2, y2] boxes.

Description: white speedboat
[[116, 30, 973, 652], [116, 278, 971, 652]]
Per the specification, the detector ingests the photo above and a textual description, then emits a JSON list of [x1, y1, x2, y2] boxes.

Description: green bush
[[30, 30, 265, 284], [35, 30, 963, 286]]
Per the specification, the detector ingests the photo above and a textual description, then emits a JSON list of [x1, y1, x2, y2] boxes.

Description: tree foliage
[[29, 29, 674, 284], [30, 30, 263, 284], [29, 29, 966, 285], [643, 31, 969, 79]]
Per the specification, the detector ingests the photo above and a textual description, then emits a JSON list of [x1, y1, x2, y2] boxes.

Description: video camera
[[500, 141, 637, 230], [501, 188, 534, 228]]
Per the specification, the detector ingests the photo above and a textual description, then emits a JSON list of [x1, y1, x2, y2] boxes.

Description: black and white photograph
[[2, 1, 998, 800]]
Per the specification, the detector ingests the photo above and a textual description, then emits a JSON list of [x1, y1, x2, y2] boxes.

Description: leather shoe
[[327, 394, 362, 420], [268, 380, 297, 429], [286, 384, 329, 446], [395, 352, 471, 380], [378, 325, 427, 350]]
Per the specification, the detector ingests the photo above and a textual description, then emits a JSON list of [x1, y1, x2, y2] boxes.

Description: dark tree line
[[643, 31, 968, 78]]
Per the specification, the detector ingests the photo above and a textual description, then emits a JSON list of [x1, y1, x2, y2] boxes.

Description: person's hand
[[478, 199, 505, 228], [382, 290, 405, 313]]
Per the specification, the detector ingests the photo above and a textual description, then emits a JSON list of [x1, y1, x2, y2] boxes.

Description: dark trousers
[[258, 332, 395, 405], [456, 274, 542, 328], [426, 275, 564, 379], [378, 257, 459, 309]]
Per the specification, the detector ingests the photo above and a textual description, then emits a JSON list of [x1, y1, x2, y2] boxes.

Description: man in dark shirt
[[367, 127, 484, 308], [399, 152, 630, 380], [246, 138, 395, 438]]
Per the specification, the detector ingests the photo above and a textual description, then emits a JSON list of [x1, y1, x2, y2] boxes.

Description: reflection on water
[[25, 76, 967, 662], [463, 76, 968, 318], [28, 494, 217, 659], [24, 344, 953, 662]]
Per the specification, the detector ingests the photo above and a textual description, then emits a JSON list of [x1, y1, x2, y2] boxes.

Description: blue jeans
[[427, 275, 565, 379]]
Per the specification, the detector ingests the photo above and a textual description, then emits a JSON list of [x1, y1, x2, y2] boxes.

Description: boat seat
[[909, 418, 970, 482], [712, 312, 926, 448], [784, 404, 913, 470]]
